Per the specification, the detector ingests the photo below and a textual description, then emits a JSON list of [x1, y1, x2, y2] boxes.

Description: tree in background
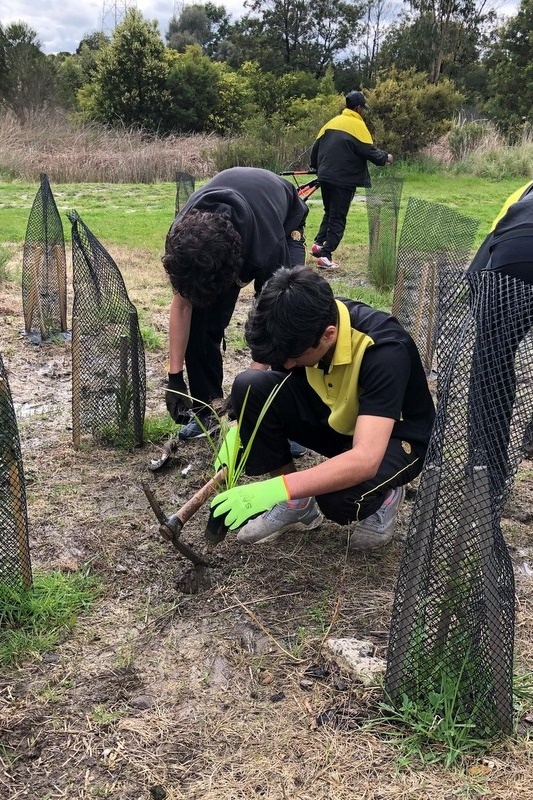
[[336, 0, 396, 88], [0, 24, 9, 99], [47, 31, 109, 111], [164, 44, 222, 131], [391, 0, 494, 86], [227, 0, 364, 77], [2, 0, 523, 148], [237, 60, 318, 119], [76, 31, 109, 81], [207, 65, 255, 134], [1, 22, 58, 115], [84, 9, 169, 131], [379, 14, 487, 102], [483, 0, 533, 134], [166, 3, 231, 58]]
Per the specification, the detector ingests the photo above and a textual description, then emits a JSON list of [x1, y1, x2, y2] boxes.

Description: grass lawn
[[0, 171, 524, 255]]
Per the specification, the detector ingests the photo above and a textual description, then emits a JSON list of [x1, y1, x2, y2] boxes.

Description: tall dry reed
[[0, 109, 220, 183]]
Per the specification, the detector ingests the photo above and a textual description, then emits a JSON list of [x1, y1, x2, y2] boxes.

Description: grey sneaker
[[236, 498, 323, 544], [349, 486, 406, 551]]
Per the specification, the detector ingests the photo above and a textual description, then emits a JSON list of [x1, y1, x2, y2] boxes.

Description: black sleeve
[[354, 140, 389, 167], [358, 341, 411, 420]]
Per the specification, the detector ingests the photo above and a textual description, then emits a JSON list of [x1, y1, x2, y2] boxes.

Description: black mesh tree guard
[[175, 171, 195, 217], [386, 271, 533, 736], [68, 211, 146, 449], [22, 173, 67, 342], [0, 353, 32, 590], [391, 198, 479, 375], [366, 175, 404, 291]]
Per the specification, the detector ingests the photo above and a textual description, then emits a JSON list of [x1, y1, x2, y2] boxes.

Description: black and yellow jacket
[[468, 180, 533, 276], [309, 109, 388, 189]]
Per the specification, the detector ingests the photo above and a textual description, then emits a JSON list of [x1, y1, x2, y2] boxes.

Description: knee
[[231, 369, 282, 414]]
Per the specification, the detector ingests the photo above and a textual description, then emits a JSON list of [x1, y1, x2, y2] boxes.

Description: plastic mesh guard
[[386, 271, 533, 736], [68, 211, 146, 449]]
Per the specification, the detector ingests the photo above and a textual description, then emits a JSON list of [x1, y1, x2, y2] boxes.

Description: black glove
[[166, 371, 193, 424]]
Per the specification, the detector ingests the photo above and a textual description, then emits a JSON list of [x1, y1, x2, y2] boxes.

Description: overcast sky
[[1, 0, 520, 56], [0, 0, 246, 55]]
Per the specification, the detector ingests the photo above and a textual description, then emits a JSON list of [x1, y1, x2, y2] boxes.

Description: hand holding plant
[[176, 374, 290, 541], [210, 477, 290, 530]]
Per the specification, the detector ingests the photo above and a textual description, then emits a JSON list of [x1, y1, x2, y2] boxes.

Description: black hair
[[245, 266, 338, 366], [162, 209, 243, 307]]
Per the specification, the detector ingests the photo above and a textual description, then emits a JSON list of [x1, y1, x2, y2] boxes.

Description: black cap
[[346, 90, 369, 110]]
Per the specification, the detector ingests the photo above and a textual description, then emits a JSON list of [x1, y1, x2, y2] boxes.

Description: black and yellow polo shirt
[[305, 299, 435, 448]]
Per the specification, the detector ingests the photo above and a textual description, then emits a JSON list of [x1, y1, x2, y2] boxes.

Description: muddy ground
[[1, 252, 533, 800]]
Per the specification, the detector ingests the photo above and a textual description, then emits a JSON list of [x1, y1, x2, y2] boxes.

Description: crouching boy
[[211, 267, 435, 549]]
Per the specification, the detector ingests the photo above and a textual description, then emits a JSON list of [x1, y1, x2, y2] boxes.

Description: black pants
[[315, 182, 355, 258], [231, 369, 425, 525], [185, 234, 306, 407]]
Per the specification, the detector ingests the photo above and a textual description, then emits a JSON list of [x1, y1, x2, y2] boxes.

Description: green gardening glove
[[214, 425, 242, 472], [210, 476, 290, 530]]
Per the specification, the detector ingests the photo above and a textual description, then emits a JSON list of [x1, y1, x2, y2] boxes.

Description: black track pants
[[231, 368, 425, 524]]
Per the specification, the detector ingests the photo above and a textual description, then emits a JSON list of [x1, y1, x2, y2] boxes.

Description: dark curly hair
[[245, 266, 338, 367], [162, 209, 243, 307]]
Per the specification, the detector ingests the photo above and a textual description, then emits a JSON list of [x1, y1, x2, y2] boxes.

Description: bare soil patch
[[1, 248, 533, 800]]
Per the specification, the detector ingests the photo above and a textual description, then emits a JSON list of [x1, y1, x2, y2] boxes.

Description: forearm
[[168, 293, 193, 373], [283, 448, 377, 500], [284, 415, 395, 500]]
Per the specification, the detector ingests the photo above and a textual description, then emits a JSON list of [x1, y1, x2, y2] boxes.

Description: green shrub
[[237, 61, 319, 121], [210, 91, 344, 173], [208, 68, 255, 135], [165, 45, 221, 132], [367, 69, 463, 157]]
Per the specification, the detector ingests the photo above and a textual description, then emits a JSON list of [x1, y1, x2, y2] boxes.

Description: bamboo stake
[[129, 310, 144, 447], [72, 315, 81, 450], [55, 243, 68, 332]]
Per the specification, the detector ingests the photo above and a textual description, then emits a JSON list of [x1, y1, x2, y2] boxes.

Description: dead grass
[[0, 109, 219, 183], [1, 245, 533, 799]]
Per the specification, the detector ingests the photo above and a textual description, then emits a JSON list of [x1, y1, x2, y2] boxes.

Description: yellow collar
[[328, 300, 352, 369], [342, 108, 363, 122]]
